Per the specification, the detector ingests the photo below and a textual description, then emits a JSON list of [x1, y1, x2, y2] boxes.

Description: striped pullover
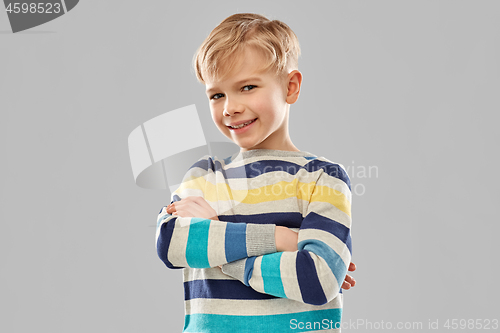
[[155, 149, 352, 333]]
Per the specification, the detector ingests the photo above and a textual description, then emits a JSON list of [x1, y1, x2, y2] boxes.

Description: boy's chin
[[237, 140, 264, 151], [231, 140, 254, 150]]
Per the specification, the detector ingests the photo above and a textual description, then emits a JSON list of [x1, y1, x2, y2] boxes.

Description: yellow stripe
[[175, 175, 206, 193], [176, 176, 350, 217], [241, 179, 311, 204], [310, 184, 351, 217], [176, 176, 248, 202]]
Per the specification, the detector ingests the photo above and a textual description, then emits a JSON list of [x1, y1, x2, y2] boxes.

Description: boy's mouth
[[227, 118, 257, 129]]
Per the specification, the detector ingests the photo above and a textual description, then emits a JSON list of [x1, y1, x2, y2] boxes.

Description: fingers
[[167, 197, 203, 212], [341, 274, 356, 290], [166, 203, 176, 214], [341, 281, 351, 290], [168, 205, 203, 217], [345, 274, 356, 287], [165, 196, 216, 219], [194, 196, 213, 210], [348, 262, 356, 272], [167, 202, 186, 216]]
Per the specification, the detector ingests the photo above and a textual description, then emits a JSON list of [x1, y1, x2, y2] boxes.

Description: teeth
[[230, 119, 255, 129]]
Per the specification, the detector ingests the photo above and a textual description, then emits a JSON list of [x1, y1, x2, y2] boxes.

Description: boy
[[156, 13, 355, 332]]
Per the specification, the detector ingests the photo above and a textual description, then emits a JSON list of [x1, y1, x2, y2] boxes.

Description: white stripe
[[184, 297, 341, 316], [248, 256, 264, 292], [155, 209, 170, 246], [156, 208, 169, 225], [166, 219, 189, 267], [207, 221, 227, 267], [280, 251, 303, 302], [183, 267, 234, 282], [175, 187, 205, 200], [225, 154, 314, 170], [215, 196, 306, 217], [183, 267, 235, 282]]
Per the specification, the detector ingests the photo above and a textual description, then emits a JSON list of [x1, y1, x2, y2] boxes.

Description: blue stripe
[[242, 160, 305, 178], [296, 250, 327, 305], [223, 155, 233, 165], [243, 256, 257, 286], [346, 234, 352, 255], [187, 155, 349, 189], [156, 210, 169, 229], [298, 239, 348, 294], [220, 211, 303, 228], [184, 308, 342, 333], [301, 212, 352, 254], [189, 157, 215, 173], [189, 158, 309, 181], [304, 160, 351, 190], [185, 218, 211, 268], [156, 217, 182, 269], [224, 223, 247, 262], [184, 279, 277, 301], [261, 252, 286, 298]]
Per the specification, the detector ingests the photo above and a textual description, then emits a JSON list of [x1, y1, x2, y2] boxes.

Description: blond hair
[[194, 13, 301, 83]]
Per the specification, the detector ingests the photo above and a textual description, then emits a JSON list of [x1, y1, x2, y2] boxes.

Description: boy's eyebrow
[[206, 77, 263, 95]]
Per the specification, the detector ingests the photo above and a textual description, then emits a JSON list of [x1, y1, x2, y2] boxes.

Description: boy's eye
[[210, 93, 224, 100], [242, 85, 256, 91], [210, 86, 255, 100]]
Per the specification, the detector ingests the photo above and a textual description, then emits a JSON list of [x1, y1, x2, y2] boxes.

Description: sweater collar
[[231, 148, 316, 161]]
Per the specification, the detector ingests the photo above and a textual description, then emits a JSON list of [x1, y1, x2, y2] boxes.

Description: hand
[[275, 226, 298, 252], [166, 196, 219, 220], [341, 262, 357, 290]]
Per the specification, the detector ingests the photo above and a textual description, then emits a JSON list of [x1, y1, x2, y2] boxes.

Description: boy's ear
[[285, 70, 303, 104]]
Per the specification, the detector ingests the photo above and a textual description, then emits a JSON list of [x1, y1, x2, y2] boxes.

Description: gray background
[[1, 1, 499, 332]]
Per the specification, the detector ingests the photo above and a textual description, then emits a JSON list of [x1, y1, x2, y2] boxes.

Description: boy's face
[[205, 47, 295, 152]]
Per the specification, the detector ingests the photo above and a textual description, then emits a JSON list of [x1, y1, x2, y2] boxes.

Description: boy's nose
[[223, 98, 244, 116]]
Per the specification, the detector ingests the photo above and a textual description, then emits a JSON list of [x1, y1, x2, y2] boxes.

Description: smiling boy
[[156, 13, 355, 332], [205, 45, 301, 152]]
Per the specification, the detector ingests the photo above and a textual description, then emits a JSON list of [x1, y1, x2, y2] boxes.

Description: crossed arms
[[156, 165, 354, 305]]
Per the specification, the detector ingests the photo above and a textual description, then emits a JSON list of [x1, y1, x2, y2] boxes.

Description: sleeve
[[220, 164, 352, 306], [155, 156, 277, 269]]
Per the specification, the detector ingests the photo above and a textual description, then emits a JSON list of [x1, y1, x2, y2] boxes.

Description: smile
[[228, 118, 257, 129]]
